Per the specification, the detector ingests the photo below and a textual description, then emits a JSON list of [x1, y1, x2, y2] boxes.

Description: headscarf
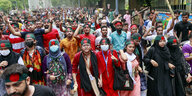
[[153, 35, 170, 61], [167, 36, 182, 66], [48, 39, 61, 58], [0, 40, 20, 68], [47, 39, 67, 83]]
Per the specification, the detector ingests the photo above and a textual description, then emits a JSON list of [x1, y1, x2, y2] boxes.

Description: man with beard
[[60, 27, 78, 63], [4, 16, 53, 48], [2, 64, 56, 96], [95, 26, 112, 52], [20, 33, 46, 85], [174, 12, 192, 42], [0, 40, 24, 96], [94, 20, 112, 37], [43, 19, 60, 53], [110, 21, 127, 52], [74, 24, 96, 50]]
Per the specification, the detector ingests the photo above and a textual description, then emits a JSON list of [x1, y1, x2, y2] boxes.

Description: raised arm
[[59, 21, 66, 32], [73, 24, 82, 39], [167, 17, 175, 33], [45, 16, 54, 33], [152, 13, 158, 26], [4, 16, 21, 36]]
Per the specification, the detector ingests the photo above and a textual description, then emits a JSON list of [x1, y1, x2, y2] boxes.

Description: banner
[[156, 13, 192, 29]]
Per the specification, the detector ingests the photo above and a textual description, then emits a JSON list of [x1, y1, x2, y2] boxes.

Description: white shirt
[[95, 28, 112, 37]]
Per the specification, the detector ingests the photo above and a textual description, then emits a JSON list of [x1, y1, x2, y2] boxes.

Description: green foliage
[[0, 0, 12, 12], [9, 0, 28, 10]]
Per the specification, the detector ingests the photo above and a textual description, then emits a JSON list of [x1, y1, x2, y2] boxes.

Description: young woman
[[143, 35, 173, 96], [96, 38, 120, 96], [119, 40, 142, 96], [72, 38, 103, 96], [43, 39, 72, 96], [167, 36, 191, 96]]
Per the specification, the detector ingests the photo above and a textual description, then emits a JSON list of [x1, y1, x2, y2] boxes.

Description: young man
[[1, 64, 56, 96], [110, 21, 127, 52], [43, 19, 60, 53], [0, 40, 24, 96], [20, 33, 46, 85], [4, 16, 54, 48], [53, 18, 65, 40], [174, 12, 192, 42], [95, 26, 112, 52], [74, 24, 96, 50], [142, 26, 167, 43], [94, 20, 112, 37], [60, 27, 78, 63]]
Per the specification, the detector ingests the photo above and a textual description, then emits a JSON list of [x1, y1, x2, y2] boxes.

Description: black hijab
[[152, 35, 170, 61], [0, 40, 20, 68], [167, 36, 182, 66]]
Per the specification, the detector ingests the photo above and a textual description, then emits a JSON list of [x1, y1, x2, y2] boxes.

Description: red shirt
[[96, 50, 120, 95], [95, 24, 101, 30], [79, 34, 96, 50], [72, 51, 96, 96], [43, 28, 59, 53]]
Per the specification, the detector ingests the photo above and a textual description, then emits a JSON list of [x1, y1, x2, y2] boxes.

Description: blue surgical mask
[[50, 45, 59, 52]]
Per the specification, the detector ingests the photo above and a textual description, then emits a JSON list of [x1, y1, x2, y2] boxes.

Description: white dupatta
[[125, 52, 136, 84]]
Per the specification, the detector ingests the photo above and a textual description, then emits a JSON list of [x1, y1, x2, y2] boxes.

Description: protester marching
[[0, 2, 192, 96]]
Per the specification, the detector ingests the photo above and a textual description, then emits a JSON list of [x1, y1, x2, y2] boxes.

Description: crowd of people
[[0, 6, 192, 96]]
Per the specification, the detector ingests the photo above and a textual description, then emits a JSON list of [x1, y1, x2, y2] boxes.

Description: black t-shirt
[[20, 29, 45, 48], [174, 21, 192, 42], [33, 85, 56, 96]]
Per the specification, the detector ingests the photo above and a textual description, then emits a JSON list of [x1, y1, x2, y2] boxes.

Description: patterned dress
[[43, 53, 72, 96]]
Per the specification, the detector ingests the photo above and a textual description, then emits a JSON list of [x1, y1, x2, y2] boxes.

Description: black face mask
[[44, 25, 49, 29], [25, 41, 34, 48], [117, 28, 122, 33]]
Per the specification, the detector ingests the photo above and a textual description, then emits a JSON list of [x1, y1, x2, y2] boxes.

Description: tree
[[0, 0, 12, 13]]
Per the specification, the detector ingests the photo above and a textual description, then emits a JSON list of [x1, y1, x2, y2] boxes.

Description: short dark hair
[[182, 12, 189, 17], [156, 21, 163, 27], [156, 26, 163, 30], [1, 64, 29, 80], [189, 32, 192, 39], [101, 26, 108, 30]]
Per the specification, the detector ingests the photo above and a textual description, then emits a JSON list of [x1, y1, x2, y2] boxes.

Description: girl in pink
[[119, 40, 142, 96]]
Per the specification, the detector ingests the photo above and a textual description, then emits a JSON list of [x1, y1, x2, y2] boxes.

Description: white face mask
[[0, 49, 10, 56], [101, 45, 109, 51]]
